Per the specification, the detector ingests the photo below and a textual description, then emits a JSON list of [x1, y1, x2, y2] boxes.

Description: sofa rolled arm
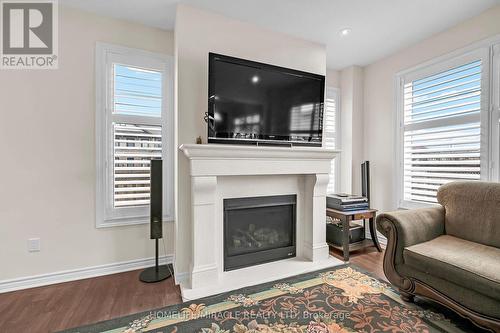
[[376, 206, 445, 290]]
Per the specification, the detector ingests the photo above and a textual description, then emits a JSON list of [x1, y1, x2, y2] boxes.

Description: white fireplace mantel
[[178, 144, 341, 299], [180, 144, 339, 176]]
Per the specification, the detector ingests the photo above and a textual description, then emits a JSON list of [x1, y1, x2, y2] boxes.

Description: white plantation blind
[[111, 65, 163, 208], [402, 60, 483, 204], [324, 88, 339, 194], [114, 64, 162, 117], [113, 124, 162, 207]]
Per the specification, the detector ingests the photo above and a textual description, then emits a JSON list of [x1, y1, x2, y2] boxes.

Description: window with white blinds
[[399, 56, 486, 206], [112, 64, 163, 208], [96, 43, 173, 227], [324, 87, 340, 194]]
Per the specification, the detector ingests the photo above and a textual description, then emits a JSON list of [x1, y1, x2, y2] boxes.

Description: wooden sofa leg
[[400, 290, 415, 303]]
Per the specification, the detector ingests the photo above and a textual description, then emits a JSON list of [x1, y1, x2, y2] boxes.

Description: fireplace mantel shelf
[[179, 144, 340, 177], [180, 143, 340, 160]]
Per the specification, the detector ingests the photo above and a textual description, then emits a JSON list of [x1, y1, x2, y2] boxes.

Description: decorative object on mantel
[[196, 136, 202, 144], [60, 265, 478, 333]]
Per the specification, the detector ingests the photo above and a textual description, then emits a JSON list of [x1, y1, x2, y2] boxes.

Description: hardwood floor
[[0, 269, 182, 332], [0, 250, 385, 333], [330, 245, 387, 282]]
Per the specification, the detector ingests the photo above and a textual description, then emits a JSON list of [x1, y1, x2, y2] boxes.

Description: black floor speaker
[[139, 159, 172, 283], [361, 161, 370, 202], [150, 159, 163, 239]]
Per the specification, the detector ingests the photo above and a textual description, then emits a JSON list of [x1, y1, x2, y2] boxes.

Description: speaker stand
[[139, 239, 172, 283]]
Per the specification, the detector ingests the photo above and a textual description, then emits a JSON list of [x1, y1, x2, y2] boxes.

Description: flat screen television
[[207, 53, 325, 146]]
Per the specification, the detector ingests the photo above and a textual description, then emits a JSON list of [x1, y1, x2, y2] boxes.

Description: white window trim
[[491, 43, 500, 182], [95, 42, 174, 228], [394, 36, 500, 210], [324, 86, 341, 193]]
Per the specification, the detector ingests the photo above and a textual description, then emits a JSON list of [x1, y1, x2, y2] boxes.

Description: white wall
[[351, 67, 364, 195], [326, 69, 341, 88], [326, 67, 364, 195], [0, 6, 175, 281], [338, 66, 364, 195], [363, 5, 500, 212], [174, 4, 327, 276]]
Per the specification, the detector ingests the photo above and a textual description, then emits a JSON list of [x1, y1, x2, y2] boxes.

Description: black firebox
[[223, 195, 296, 271]]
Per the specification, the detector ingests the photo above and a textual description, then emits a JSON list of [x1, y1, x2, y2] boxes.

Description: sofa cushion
[[403, 235, 500, 301], [437, 181, 500, 248]]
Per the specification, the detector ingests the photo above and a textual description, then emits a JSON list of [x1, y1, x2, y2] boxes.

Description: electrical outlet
[[28, 238, 41, 252]]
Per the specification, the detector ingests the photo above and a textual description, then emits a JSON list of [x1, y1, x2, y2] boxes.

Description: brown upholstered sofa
[[376, 181, 500, 332]]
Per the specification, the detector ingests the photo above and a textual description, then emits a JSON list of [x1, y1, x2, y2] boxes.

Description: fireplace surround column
[[190, 176, 218, 289], [303, 173, 330, 261]]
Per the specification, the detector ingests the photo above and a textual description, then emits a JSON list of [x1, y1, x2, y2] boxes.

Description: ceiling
[[61, 0, 500, 69]]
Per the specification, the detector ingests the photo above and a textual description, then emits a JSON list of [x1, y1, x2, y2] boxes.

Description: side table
[[326, 208, 382, 261]]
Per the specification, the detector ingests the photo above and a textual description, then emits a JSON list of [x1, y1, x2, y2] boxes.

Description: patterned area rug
[[61, 265, 480, 333]]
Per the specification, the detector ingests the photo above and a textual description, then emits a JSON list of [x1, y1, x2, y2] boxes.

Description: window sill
[[398, 200, 439, 211], [96, 215, 174, 228]]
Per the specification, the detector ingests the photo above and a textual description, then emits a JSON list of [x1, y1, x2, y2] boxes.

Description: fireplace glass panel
[[224, 195, 296, 271]]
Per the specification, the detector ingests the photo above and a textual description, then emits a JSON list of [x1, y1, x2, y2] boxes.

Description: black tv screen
[[208, 53, 325, 146]]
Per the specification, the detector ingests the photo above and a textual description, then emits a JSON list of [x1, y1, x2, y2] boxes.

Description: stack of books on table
[[327, 194, 369, 211]]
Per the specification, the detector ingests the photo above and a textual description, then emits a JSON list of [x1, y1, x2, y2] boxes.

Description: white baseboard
[[0, 255, 174, 293], [174, 271, 189, 286]]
